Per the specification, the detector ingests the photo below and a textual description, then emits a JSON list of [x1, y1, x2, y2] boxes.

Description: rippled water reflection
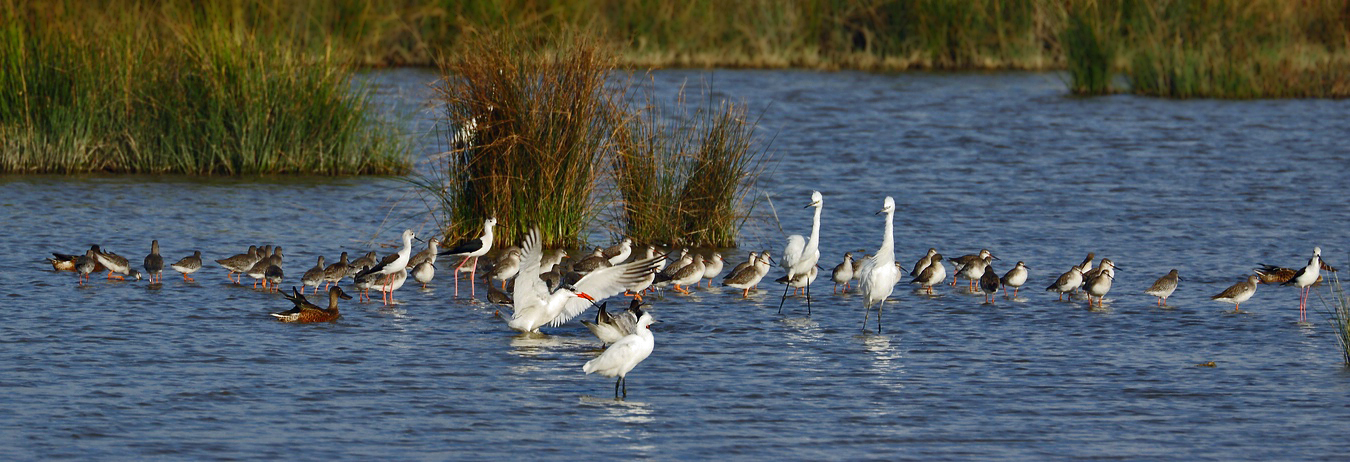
[[3, 69, 1350, 460]]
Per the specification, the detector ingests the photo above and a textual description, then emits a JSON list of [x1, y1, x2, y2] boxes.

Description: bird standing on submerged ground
[[355, 229, 416, 297], [583, 306, 656, 399], [143, 240, 164, 284], [911, 254, 946, 295], [170, 250, 202, 283], [662, 255, 706, 294], [1047, 266, 1084, 301], [1083, 258, 1116, 308], [979, 261, 1001, 304], [1000, 261, 1028, 299], [371, 268, 408, 305], [246, 247, 282, 289], [603, 238, 632, 265], [911, 248, 937, 279], [956, 253, 996, 293], [1145, 269, 1180, 307], [1281, 247, 1325, 323], [860, 197, 900, 333], [321, 252, 350, 291], [439, 218, 498, 298], [504, 228, 662, 333], [780, 191, 824, 314], [348, 251, 378, 279], [273, 286, 351, 323], [216, 245, 260, 284], [724, 252, 771, 298], [701, 253, 725, 288], [832, 252, 855, 294], [413, 261, 435, 289], [1213, 275, 1260, 314], [950, 249, 996, 289], [76, 248, 98, 285], [301, 256, 326, 294], [95, 245, 135, 281], [486, 247, 523, 289]]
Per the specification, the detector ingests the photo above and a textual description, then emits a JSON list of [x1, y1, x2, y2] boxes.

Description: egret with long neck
[[860, 196, 900, 333], [779, 190, 823, 314]]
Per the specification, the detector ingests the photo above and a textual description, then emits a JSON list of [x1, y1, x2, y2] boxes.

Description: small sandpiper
[[1145, 269, 1180, 307]]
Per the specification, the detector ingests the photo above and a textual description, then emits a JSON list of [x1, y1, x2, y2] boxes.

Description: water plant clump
[[1317, 273, 1350, 366], [431, 31, 619, 248], [611, 85, 769, 248], [427, 31, 769, 249], [0, 3, 409, 175]]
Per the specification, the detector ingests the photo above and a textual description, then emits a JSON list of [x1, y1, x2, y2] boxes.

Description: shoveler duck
[[143, 240, 164, 284], [170, 251, 203, 282], [272, 286, 351, 323]]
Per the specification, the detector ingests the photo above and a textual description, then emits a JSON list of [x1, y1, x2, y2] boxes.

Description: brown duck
[[272, 286, 350, 323]]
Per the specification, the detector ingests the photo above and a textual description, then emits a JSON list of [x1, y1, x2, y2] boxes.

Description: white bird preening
[[583, 305, 656, 399], [779, 190, 824, 314], [1281, 246, 1323, 322], [439, 217, 499, 299], [860, 196, 900, 333], [504, 228, 662, 333]]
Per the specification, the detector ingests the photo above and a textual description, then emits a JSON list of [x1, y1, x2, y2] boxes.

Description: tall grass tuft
[[1317, 273, 1350, 366], [0, 2, 408, 174], [611, 84, 769, 248], [431, 31, 619, 248], [1061, 2, 1118, 95]]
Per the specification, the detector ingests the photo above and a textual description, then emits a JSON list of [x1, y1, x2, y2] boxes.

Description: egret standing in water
[[779, 191, 824, 314], [860, 196, 900, 333]]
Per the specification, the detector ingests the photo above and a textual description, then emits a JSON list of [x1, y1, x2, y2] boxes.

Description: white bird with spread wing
[[505, 228, 663, 333]]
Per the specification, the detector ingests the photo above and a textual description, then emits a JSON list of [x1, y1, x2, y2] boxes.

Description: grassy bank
[[36, 0, 1337, 99], [0, 1, 408, 175]]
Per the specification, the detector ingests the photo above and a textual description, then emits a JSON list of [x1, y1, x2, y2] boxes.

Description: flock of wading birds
[[47, 192, 1338, 397]]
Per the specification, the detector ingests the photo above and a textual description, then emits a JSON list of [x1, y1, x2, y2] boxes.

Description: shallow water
[[3, 69, 1350, 460]]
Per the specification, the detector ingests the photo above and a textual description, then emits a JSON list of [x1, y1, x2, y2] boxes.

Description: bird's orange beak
[[577, 292, 595, 301]]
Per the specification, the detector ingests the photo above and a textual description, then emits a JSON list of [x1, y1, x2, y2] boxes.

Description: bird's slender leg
[[614, 377, 621, 398], [469, 256, 479, 298], [806, 283, 812, 316], [777, 283, 791, 314], [877, 299, 884, 334], [862, 303, 871, 331]]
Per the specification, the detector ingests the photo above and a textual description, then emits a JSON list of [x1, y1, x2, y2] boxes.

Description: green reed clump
[[431, 31, 618, 248], [1061, 2, 1118, 95], [0, 2, 408, 174], [1317, 273, 1350, 366], [611, 85, 769, 248]]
